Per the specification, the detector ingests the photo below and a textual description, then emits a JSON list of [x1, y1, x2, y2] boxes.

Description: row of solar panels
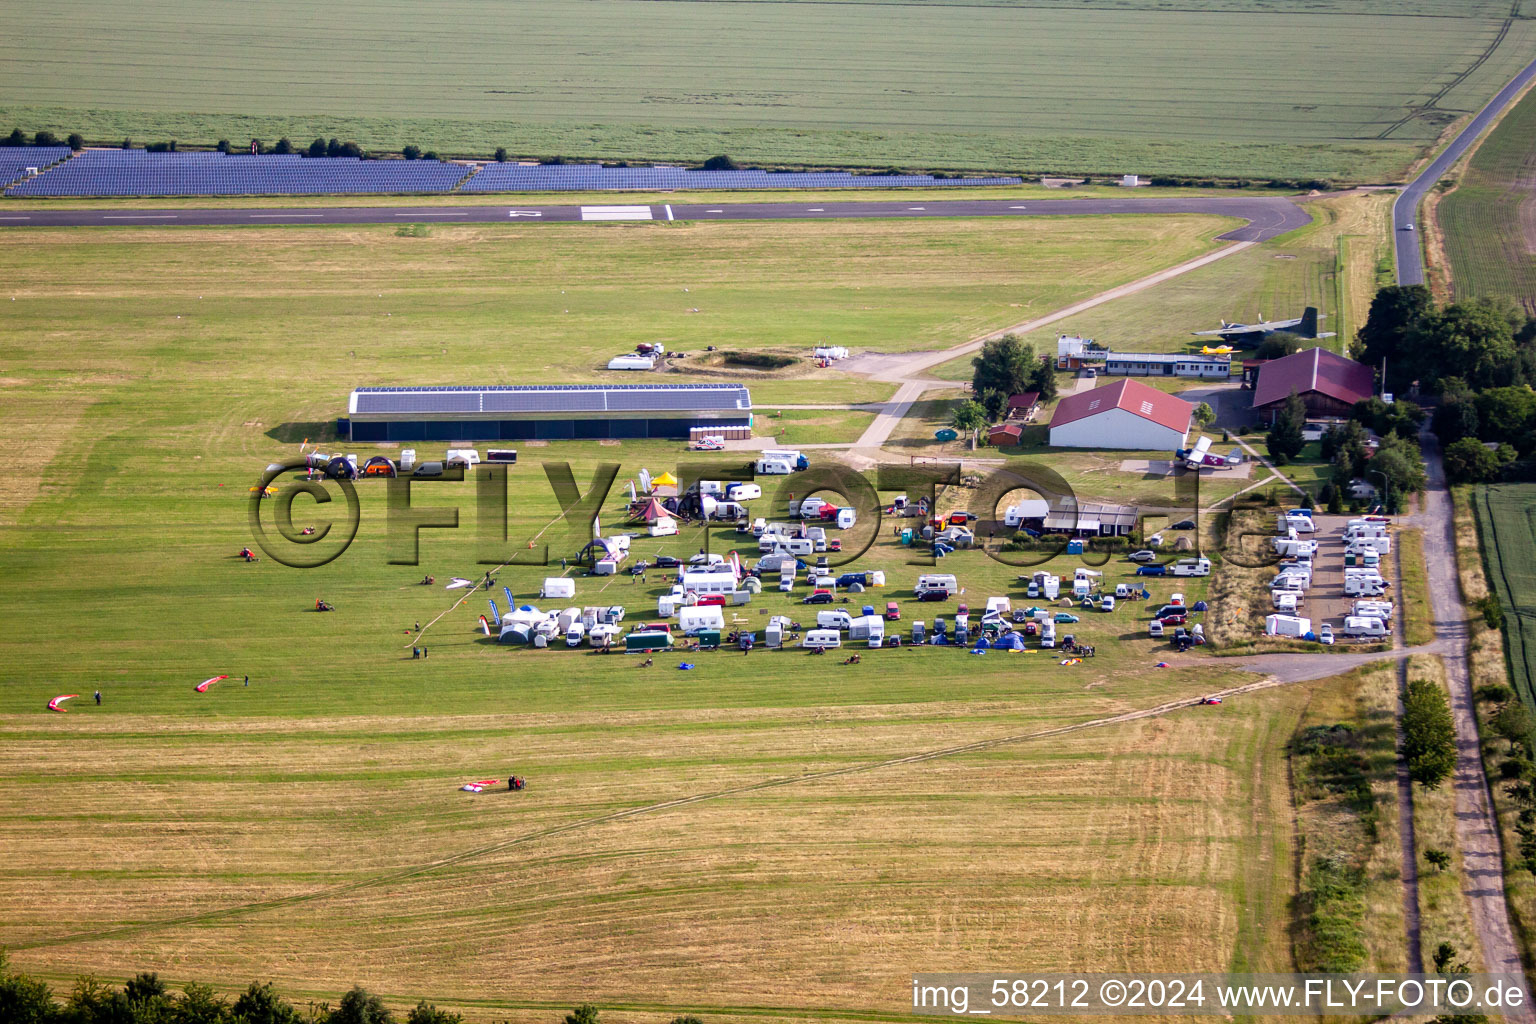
[[351, 384, 752, 415], [2, 147, 1021, 197], [0, 147, 76, 187]]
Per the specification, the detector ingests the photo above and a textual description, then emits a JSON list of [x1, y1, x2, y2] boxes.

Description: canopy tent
[[651, 471, 678, 489], [637, 497, 675, 523]]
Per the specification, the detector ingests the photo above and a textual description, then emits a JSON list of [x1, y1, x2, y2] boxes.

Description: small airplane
[[1193, 306, 1336, 342], [1199, 344, 1234, 355], [1176, 435, 1242, 471]]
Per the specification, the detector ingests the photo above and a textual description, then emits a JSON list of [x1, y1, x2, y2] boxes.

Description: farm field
[[1472, 483, 1536, 711], [929, 191, 1393, 378], [4, 0, 1536, 180], [1437, 81, 1536, 314]]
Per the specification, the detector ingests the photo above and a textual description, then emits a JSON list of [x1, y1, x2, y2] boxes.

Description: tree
[[951, 399, 987, 450], [327, 986, 392, 1024], [33, 130, 58, 147], [1472, 386, 1536, 445], [1371, 433, 1428, 496], [1443, 437, 1500, 484], [668, 1017, 705, 1024], [1425, 847, 1451, 872], [701, 154, 737, 170], [1433, 941, 1459, 973], [1433, 390, 1479, 445], [402, 145, 421, 160], [178, 981, 232, 1024], [405, 1001, 464, 1024], [1265, 390, 1306, 464], [977, 388, 1009, 423], [1255, 332, 1303, 360], [273, 137, 293, 155], [233, 981, 304, 1024], [5, 128, 25, 146], [493, 147, 508, 162], [565, 1005, 601, 1024], [308, 138, 327, 158], [422, 151, 439, 162], [1492, 702, 1533, 751], [1403, 678, 1457, 789], [970, 335, 1037, 401], [327, 138, 342, 157], [1028, 357, 1058, 403], [1412, 298, 1521, 391], [217, 138, 231, 154], [122, 137, 133, 150], [125, 971, 167, 1003], [1192, 402, 1216, 430], [66, 133, 83, 151], [0, 951, 57, 1024], [1480, 592, 1505, 632], [1356, 284, 1433, 391]]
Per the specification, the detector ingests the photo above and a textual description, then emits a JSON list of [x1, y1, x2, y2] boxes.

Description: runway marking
[[807, 208, 824, 212], [664, 204, 674, 221], [0, 215, 31, 220], [249, 213, 323, 218], [393, 211, 467, 217], [581, 205, 653, 221], [908, 206, 926, 210], [103, 214, 176, 219], [705, 208, 723, 213], [507, 210, 542, 218], [1009, 205, 1028, 209]]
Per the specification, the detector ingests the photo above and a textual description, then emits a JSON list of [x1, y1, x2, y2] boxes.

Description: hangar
[[1048, 378, 1193, 450], [344, 383, 752, 442]]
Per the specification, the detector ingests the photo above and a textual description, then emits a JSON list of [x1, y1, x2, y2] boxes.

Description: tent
[[637, 497, 674, 523], [325, 455, 356, 480], [995, 632, 1025, 650], [362, 456, 396, 477], [652, 471, 678, 489]]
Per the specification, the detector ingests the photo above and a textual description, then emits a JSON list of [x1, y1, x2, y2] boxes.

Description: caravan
[[678, 606, 727, 634], [915, 573, 957, 597], [1171, 558, 1211, 577], [726, 482, 762, 502]]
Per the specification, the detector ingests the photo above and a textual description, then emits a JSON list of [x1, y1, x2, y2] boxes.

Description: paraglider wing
[[195, 675, 228, 693], [47, 694, 78, 712]]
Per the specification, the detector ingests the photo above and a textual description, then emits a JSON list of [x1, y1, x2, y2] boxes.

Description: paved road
[[0, 195, 1311, 240], [1394, 54, 1536, 285]]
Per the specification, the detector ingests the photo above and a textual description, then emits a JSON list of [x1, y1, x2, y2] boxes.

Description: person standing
[[93, 690, 101, 705], [243, 675, 249, 687]]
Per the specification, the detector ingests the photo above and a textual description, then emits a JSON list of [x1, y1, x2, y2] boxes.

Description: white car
[[1128, 549, 1157, 563], [1318, 622, 1335, 646]]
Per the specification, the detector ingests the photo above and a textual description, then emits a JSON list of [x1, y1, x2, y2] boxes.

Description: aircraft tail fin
[[1299, 307, 1319, 338]]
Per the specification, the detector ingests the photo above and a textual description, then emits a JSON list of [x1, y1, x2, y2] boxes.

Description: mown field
[[1473, 483, 1536, 711], [1438, 81, 1536, 314], [0, 213, 1317, 1018], [3, 0, 1535, 179]]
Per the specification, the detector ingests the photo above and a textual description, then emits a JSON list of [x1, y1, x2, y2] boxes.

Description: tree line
[[0, 956, 684, 1024]]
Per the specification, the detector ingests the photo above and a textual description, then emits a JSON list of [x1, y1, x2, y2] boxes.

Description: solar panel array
[[0, 146, 75, 186], [351, 384, 751, 416], [5, 149, 469, 197], [463, 163, 1022, 193]]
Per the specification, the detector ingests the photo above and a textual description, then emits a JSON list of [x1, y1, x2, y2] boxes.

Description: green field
[[4, 0, 1536, 179], [1473, 483, 1536, 711], [0, 212, 1328, 1017], [1438, 81, 1536, 314]]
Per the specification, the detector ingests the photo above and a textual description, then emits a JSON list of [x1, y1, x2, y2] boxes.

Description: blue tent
[[973, 637, 991, 650], [995, 632, 1025, 650]]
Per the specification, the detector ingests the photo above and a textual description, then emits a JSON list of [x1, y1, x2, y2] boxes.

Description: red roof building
[[988, 423, 1025, 446], [1251, 347, 1373, 421], [1006, 392, 1041, 420], [1048, 378, 1193, 450]]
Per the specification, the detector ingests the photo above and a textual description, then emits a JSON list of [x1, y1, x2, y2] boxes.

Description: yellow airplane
[[1199, 345, 1234, 355]]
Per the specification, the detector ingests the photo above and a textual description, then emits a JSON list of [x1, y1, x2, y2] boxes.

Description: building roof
[[1252, 348, 1372, 408], [988, 423, 1024, 440], [1105, 351, 1230, 366], [1042, 501, 1139, 530], [1007, 392, 1040, 412], [350, 383, 751, 417], [1048, 378, 1193, 435]]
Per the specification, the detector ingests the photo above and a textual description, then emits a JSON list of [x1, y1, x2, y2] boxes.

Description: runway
[[0, 194, 1311, 240]]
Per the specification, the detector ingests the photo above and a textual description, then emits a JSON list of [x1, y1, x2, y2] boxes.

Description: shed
[[988, 423, 1025, 446]]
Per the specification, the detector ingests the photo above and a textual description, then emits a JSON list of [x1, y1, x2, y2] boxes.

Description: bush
[[1476, 683, 1516, 703], [494, 147, 507, 162], [217, 138, 231, 154], [422, 151, 439, 162], [5, 128, 25, 146], [66, 133, 83, 151], [328, 985, 392, 1024], [720, 351, 796, 369], [702, 154, 738, 171], [1479, 592, 1505, 631], [1425, 847, 1451, 872], [308, 137, 327, 158], [402, 144, 421, 160], [33, 130, 58, 147], [1501, 757, 1532, 780], [273, 137, 293, 155]]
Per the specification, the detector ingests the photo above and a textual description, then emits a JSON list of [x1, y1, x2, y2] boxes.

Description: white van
[[1342, 616, 1390, 638], [1171, 558, 1211, 577], [565, 622, 585, 647], [445, 448, 481, 467], [802, 629, 842, 649], [1041, 622, 1057, 648], [727, 482, 762, 502], [816, 609, 854, 631], [915, 573, 958, 596], [751, 517, 768, 537]]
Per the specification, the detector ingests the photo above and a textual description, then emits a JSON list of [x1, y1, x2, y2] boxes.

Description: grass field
[[1472, 483, 1536, 711], [0, 213, 1325, 1015], [1438, 81, 1536, 314], [930, 192, 1393, 378], [4, 0, 1536, 179]]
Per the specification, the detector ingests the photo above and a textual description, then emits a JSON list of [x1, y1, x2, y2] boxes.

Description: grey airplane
[[1192, 306, 1336, 343]]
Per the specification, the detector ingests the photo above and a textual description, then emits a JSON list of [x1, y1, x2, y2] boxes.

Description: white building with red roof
[[1048, 378, 1194, 450]]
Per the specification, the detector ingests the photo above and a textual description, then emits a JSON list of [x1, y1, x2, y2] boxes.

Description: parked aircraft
[[1193, 306, 1336, 342]]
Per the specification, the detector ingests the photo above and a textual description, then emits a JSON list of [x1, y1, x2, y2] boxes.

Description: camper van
[[649, 517, 678, 537], [1273, 538, 1318, 558], [1272, 591, 1299, 614], [726, 482, 762, 502], [1171, 558, 1212, 577], [802, 629, 841, 649], [816, 609, 854, 631], [565, 621, 585, 647], [1344, 575, 1388, 597], [1342, 616, 1390, 639], [1352, 600, 1394, 621], [915, 573, 958, 596], [1346, 535, 1392, 555], [399, 449, 417, 472]]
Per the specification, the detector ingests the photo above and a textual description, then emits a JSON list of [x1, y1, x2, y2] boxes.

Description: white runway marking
[[250, 213, 322, 218], [908, 206, 926, 210], [705, 208, 723, 213], [508, 210, 542, 218], [1010, 205, 1028, 209], [664, 204, 674, 221], [103, 214, 176, 219], [0, 215, 31, 220], [394, 211, 467, 217], [807, 208, 824, 212], [580, 205, 652, 221]]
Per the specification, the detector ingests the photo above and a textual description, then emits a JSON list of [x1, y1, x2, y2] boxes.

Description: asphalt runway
[[0, 194, 1311, 240], [1394, 53, 1536, 285]]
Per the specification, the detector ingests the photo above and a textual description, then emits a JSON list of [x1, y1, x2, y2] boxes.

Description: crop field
[[1438, 82, 1536, 314], [1473, 483, 1536, 712], [0, 213, 1317, 1016], [4, 0, 1536, 180]]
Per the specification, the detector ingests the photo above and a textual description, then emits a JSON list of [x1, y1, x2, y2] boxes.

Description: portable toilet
[[900, 528, 914, 546], [1066, 539, 1084, 554], [871, 571, 885, 586]]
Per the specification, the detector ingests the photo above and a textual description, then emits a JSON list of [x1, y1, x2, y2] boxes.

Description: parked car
[[1136, 565, 1167, 576], [1199, 696, 1222, 705], [1318, 622, 1335, 646], [654, 555, 684, 568], [1128, 549, 1157, 563], [1159, 612, 1188, 626], [885, 602, 901, 621], [1054, 613, 1079, 623], [802, 590, 834, 605], [917, 589, 950, 602], [1171, 519, 1196, 530], [696, 594, 726, 607]]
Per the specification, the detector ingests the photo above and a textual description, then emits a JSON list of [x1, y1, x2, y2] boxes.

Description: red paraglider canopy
[[195, 675, 228, 693], [47, 694, 78, 712]]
